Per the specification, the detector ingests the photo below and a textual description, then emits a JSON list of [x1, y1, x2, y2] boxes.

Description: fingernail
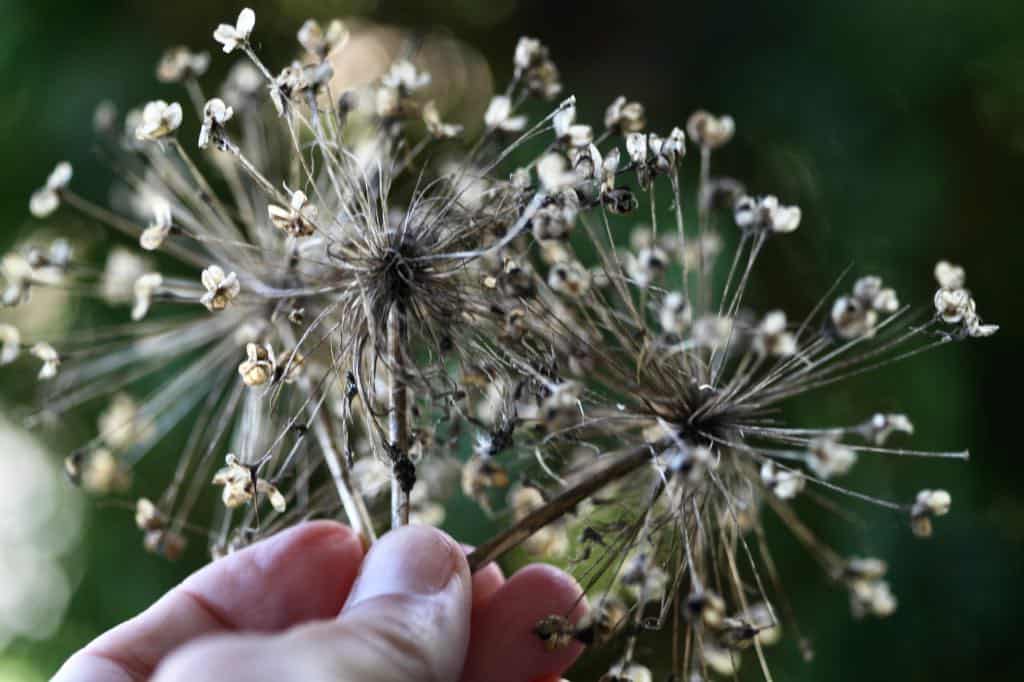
[[344, 526, 461, 609]]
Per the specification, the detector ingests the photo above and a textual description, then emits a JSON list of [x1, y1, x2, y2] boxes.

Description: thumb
[[328, 524, 473, 681], [155, 525, 472, 682]]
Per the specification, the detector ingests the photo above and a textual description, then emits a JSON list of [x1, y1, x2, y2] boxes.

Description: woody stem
[[388, 306, 411, 528], [466, 441, 664, 572]]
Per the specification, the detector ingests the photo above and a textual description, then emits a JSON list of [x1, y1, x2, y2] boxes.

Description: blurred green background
[[0, 0, 1021, 679]]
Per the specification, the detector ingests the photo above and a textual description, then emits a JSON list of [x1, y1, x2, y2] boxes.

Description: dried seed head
[[659, 291, 692, 335], [29, 162, 72, 219], [132, 272, 163, 321], [604, 95, 646, 133], [297, 18, 348, 60], [79, 448, 132, 494], [686, 110, 735, 149], [238, 343, 275, 387], [484, 95, 527, 133], [752, 310, 796, 357], [135, 497, 166, 531], [211, 454, 286, 512], [761, 460, 805, 499], [198, 98, 234, 149], [139, 198, 174, 250], [268, 190, 318, 237], [934, 260, 965, 290], [599, 663, 653, 682], [156, 46, 210, 83], [910, 489, 951, 538], [144, 529, 187, 560], [848, 576, 897, 618], [422, 100, 464, 139], [0, 324, 19, 365], [687, 589, 727, 628], [860, 412, 914, 445], [734, 194, 801, 234], [213, 7, 255, 54], [135, 100, 183, 141], [807, 436, 857, 479], [98, 393, 152, 451], [548, 260, 591, 297], [30, 341, 59, 380], [200, 265, 241, 311], [534, 614, 575, 651]]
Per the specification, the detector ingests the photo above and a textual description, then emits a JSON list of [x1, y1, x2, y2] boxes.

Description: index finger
[[54, 521, 364, 682]]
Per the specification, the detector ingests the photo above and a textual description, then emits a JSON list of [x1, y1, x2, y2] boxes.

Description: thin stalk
[[387, 306, 411, 528], [467, 441, 663, 572]]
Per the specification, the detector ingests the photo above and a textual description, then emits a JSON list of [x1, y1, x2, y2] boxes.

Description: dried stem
[[467, 441, 663, 572], [388, 306, 411, 528]]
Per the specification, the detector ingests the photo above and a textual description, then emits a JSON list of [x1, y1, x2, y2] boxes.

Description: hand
[[54, 522, 586, 682]]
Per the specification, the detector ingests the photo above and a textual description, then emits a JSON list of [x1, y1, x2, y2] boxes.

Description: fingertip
[[461, 563, 588, 682]]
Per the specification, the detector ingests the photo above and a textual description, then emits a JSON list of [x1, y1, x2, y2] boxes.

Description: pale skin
[[55, 522, 586, 682]]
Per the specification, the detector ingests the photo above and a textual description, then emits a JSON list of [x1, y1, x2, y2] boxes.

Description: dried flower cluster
[[2, 8, 998, 679]]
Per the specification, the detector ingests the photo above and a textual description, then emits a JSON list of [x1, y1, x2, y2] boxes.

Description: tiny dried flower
[[911, 488, 951, 537], [200, 265, 240, 311], [135, 100, 183, 141], [2, 252, 34, 306], [686, 110, 736, 149], [212, 454, 286, 512], [0, 324, 19, 365], [156, 46, 210, 83], [604, 95, 646, 133], [860, 412, 914, 445], [139, 198, 174, 250], [131, 272, 162, 321], [29, 161, 72, 218], [30, 341, 59, 380], [297, 19, 348, 59], [422, 100, 464, 139], [734, 194, 802, 234], [198, 98, 234, 150], [268, 189, 318, 237], [213, 8, 255, 54], [807, 436, 857, 479], [381, 59, 431, 93], [238, 342, 275, 386], [484, 95, 527, 133], [752, 310, 796, 357]]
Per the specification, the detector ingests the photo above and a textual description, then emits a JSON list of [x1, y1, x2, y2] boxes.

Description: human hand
[[54, 523, 586, 682]]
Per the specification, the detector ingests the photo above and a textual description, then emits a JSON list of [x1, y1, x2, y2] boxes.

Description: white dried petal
[[200, 265, 240, 311], [0, 324, 20, 365], [659, 292, 692, 335], [199, 98, 234, 149], [238, 342, 275, 386], [30, 341, 59, 380], [692, 315, 733, 349], [537, 153, 576, 192], [135, 100, 183, 141], [29, 162, 72, 218], [214, 8, 255, 53], [626, 132, 648, 164], [139, 198, 174, 250], [484, 95, 527, 132], [807, 437, 857, 479], [753, 310, 796, 357], [132, 272, 163, 321], [934, 260, 965, 290], [381, 59, 430, 92], [687, 110, 735, 149], [916, 489, 951, 516], [422, 100, 463, 139]]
